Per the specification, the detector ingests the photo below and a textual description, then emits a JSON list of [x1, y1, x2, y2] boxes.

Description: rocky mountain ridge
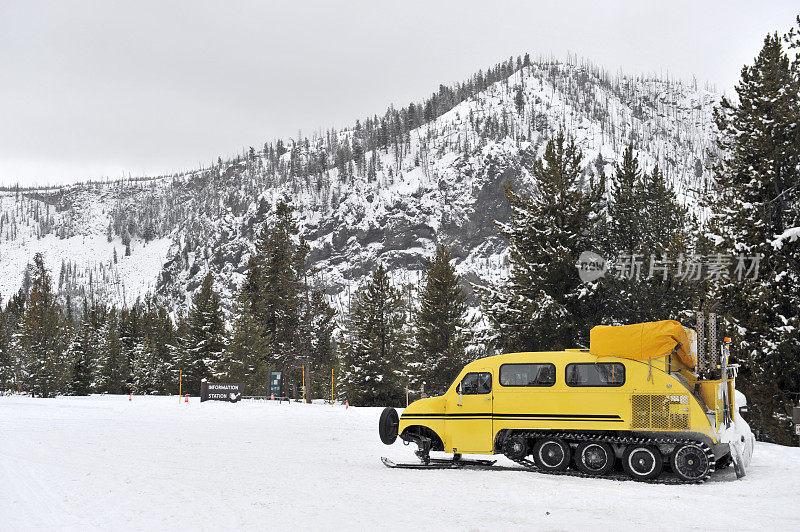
[[0, 57, 721, 319]]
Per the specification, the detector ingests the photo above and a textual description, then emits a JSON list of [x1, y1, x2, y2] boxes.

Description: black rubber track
[[382, 433, 716, 484], [504, 431, 716, 484]]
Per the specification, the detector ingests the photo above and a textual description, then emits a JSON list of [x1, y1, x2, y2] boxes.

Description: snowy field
[[2, 395, 799, 531]]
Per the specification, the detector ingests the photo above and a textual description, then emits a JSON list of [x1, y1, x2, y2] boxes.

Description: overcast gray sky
[[1, 1, 797, 187]]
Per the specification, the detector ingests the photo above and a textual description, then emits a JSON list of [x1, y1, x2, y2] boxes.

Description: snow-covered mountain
[[0, 57, 721, 317]]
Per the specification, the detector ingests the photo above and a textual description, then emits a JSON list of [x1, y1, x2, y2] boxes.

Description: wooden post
[[302, 365, 306, 404], [331, 368, 334, 406], [178, 370, 182, 404]]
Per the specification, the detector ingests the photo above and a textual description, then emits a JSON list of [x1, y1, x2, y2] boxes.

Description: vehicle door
[[445, 369, 494, 454]]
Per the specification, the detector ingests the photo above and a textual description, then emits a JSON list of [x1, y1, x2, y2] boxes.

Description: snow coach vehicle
[[379, 319, 754, 483]]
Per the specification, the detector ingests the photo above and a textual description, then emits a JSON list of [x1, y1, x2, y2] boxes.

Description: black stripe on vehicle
[[401, 418, 489, 420], [492, 417, 624, 423], [401, 413, 492, 417], [493, 413, 622, 419], [401, 415, 491, 419], [401, 413, 623, 420]]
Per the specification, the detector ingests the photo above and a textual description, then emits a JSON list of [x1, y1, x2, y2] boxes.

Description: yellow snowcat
[[379, 319, 754, 483]]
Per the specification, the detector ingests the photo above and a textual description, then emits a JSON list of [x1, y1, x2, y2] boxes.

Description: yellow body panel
[[399, 351, 720, 456]]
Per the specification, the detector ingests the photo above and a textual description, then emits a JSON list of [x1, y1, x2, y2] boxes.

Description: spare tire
[[378, 407, 399, 445]]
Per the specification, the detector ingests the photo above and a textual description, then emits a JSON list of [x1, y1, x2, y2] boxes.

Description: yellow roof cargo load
[[589, 320, 696, 369]]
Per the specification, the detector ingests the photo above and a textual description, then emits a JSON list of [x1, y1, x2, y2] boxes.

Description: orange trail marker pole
[[129, 393, 132, 402], [185, 394, 188, 403], [345, 400, 349, 410]]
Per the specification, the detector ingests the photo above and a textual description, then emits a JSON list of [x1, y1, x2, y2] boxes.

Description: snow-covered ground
[[1, 395, 798, 530]]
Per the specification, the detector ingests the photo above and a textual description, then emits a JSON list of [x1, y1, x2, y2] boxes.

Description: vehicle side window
[[499, 363, 556, 387], [457, 372, 491, 395], [565, 363, 625, 387]]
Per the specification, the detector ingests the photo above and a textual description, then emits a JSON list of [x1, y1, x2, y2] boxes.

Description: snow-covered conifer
[[479, 131, 601, 351], [16, 253, 70, 397], [707, 29, 800, 443], [340, 264, 407, 406], [412, 246, 470, 395]]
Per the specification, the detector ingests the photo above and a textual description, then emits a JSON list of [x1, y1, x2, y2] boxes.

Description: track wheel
[[671, 443, 711, 482], [622, 444, 663, 481], [575, 441, 615, 475], [502, 435, 528, 460], [533, 438, 570, 472]]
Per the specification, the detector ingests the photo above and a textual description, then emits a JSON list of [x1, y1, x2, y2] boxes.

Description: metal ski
[[381, 457, 459, 469], [381, 456, 496, 470]]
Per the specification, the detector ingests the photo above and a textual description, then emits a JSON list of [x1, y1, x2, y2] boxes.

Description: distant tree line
[[0, 202, 474, 407]]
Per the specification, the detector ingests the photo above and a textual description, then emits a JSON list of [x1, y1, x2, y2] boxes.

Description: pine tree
[[607, 145, 644, 254], [170, 319, 191, 394], [67, 300, 94, 395], [514, 85, 525, 116], [94, 308, 130, 394], [412, 246, 470, 395], [261, 202, 306, 382], [218, 298, 270, 394], [707, 30, 800, 444], [604, 145, 695, 323], [63, 294, 75, 329], [16, 253, 69, 397], [131, 334, 165, 394], [131, 295, 176, 394], [86, 301, 108, 392], [0, 297, 10, 392], [177, 272, 226, 394], [241, 255, 264, 320], [304, 290, 337, 400], [149, 304, 177, 394], [2, 289, 26, 392], [480, 131, 603, 351], [340, 264, 407, 406], [244, 200, 318, 396], [119, 306, 141, 392], [232, 199, 337, 400]]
